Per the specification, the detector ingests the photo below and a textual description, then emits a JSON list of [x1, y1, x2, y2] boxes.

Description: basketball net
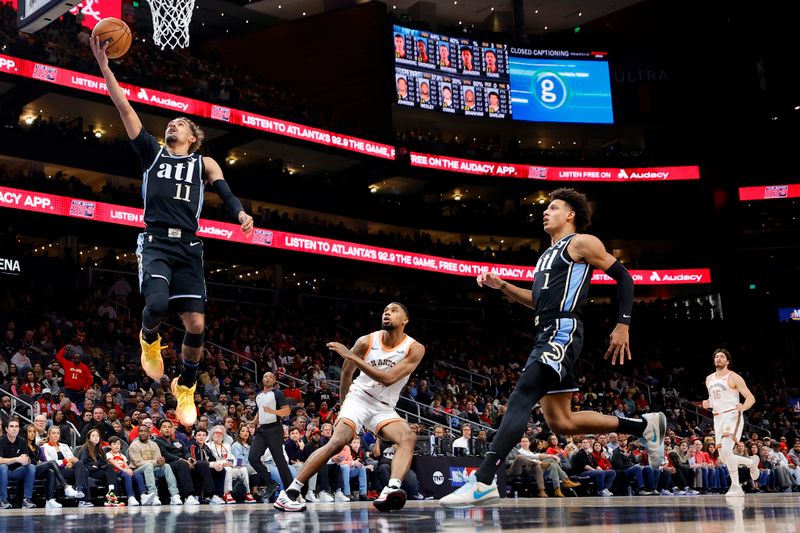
[[146, 0, 195, 49]]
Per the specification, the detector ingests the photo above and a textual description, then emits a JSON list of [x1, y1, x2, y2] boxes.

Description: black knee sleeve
[[476, 362, 548, 484], [142, 276, 170, 329], [183, 331, 204, 348]]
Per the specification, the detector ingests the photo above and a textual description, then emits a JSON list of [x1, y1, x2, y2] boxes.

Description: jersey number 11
[[174, 183, 191, 202]]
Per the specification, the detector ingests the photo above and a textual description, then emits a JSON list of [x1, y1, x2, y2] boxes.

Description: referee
[[249, 372, 293, 498]]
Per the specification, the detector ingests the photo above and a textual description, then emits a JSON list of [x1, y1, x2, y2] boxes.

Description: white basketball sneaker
[[726, 484, 745, 497], [749, 456, 760, 482], [273, 490, 306, 512], [439, 475, 500, 508], [642, 412, 667, 470]]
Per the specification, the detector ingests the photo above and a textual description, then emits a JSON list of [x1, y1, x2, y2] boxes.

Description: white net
[[146, 0, 196, 49]]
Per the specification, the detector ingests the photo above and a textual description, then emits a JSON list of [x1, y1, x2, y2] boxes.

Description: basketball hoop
[[146, 0, 195, 49]]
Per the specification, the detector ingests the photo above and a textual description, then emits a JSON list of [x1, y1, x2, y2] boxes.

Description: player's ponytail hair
[[175, 116, 205, 153], [549, 188, 592, 231]]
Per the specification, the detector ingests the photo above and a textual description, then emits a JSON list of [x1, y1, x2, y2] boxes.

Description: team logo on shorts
[[542, 342, 566, 363]]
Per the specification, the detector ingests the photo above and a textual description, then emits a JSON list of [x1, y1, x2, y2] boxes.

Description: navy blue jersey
[[131, 128, 205, 233], [531, 233, 593, 315]]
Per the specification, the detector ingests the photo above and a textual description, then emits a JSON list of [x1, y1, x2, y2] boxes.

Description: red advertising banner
[[738, 184, 800, 201], [0, 54, 396, 160], [69, 0, 122, 30], [0, 186, 711, 284], [409, 152, 700, 182]]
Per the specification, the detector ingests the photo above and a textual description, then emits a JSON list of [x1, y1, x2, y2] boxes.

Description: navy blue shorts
[[135, 232, 206, 313], [524, 318, 583, 395]]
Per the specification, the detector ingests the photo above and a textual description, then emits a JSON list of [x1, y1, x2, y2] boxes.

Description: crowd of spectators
[[396, 129, 649, 167], [0, 272, 796, 507], [0, 3, 359, 136]]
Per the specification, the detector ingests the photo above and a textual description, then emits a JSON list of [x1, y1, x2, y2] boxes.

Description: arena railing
[[575, 358, 653, 408], [663, 392, 764, 437], [297, 293, 485, 324], [8, 392, 80, 448], [434, 360, 491, 388], [89, 267, 276, 306], [276, 374, 496, 437]]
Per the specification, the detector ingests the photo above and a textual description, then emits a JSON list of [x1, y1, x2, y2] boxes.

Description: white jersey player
[[274, 302, 425, 513], [703, 348, 759, 496]]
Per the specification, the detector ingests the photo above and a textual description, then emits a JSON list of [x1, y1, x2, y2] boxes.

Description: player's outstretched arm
[[203, 157, 254, 234], [476, 271, 534, 309], [569, 234, 633, 366], [90, 36, 141, 140], [328, 341, 425, 387]]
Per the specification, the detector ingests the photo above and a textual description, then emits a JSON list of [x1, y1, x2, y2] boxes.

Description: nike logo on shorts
[[190, 242, 200, 247]]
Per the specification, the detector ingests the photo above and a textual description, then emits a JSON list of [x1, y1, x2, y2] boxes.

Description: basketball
[[91, 17, 132, 59]]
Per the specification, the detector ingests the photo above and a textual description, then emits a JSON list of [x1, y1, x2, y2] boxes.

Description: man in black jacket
[[81, 407, 116, 442], [153, 419, 209, 504], [610, 440, 656, 495]]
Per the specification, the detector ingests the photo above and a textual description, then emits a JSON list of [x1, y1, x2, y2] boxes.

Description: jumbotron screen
[[393, 25, 511, 119], [393, 25, 614, 124]]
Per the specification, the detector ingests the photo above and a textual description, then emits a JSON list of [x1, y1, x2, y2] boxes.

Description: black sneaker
[[22, 498, 36, 509], [0, 499, 11, 509], [263, 480, 280, 503]]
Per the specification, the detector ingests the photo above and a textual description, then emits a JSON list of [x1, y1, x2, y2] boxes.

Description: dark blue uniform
[[526, 233, 593, 394], [131, 129, 206, 312]]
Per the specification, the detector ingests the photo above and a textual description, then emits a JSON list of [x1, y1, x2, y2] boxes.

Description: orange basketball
[[91, 17, 132, 60]]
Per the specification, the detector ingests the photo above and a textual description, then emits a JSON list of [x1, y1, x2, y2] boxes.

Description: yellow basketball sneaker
[[139, 331, 165, 381], [171, 377, 197, 427]]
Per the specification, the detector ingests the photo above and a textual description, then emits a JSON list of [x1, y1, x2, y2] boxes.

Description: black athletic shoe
[[22, 498, 36, 509], [0, 499, 11, 509], [263, 480, 280, 503]]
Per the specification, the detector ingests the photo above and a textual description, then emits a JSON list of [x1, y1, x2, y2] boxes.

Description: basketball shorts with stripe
[[525, 318, 584, 395]]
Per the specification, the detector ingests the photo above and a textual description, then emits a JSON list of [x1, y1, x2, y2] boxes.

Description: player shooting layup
[[90, 37, 254, 427], [703, 348, 760, 496]]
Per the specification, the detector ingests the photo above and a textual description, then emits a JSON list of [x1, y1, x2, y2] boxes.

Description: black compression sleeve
[[211, 179, 245, 220], [605, 260, 634, 325]]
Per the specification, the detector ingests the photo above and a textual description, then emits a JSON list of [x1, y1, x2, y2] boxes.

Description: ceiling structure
[[234, 0, 645, 34]]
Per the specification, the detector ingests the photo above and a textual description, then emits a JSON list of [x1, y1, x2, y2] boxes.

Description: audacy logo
[[650, 271, 661, 282]]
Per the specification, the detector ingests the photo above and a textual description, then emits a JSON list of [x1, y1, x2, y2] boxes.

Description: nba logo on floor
[[252, 229, 273, 246], [450, 466, 478, 486], [69, 199, 96, 218]]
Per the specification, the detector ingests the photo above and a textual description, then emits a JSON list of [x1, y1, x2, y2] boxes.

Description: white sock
[[287, 479, 304, 493], [388, 478, 401, 489], [108, 484, 115, 492]]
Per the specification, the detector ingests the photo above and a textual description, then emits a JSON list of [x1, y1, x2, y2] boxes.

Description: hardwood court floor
[[1, 494, 798, 532]]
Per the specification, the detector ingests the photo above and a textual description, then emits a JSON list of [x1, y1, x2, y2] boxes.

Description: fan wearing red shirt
[[56, 345, 93, 405]]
